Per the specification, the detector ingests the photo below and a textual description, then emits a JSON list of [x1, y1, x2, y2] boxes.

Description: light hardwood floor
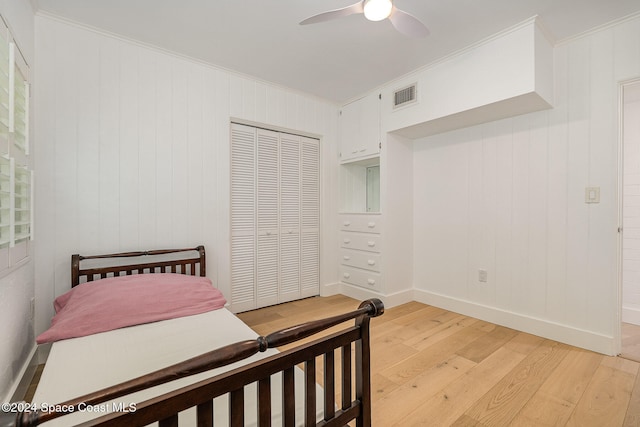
[[238, 295, 640, 427], [622, 322, 640, 363]]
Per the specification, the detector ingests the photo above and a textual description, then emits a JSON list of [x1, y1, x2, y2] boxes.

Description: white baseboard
[[320, 281, 342, 297], [623, 306, 640, 326], [4, 345, 37, 403], [414, 289, 616, 356], [338, 283, 413, 309], [314, 283, 616, 355]]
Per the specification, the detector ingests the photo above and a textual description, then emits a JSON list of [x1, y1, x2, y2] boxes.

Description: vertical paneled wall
[[412, 15, 640, 352], [34, 15, 339, 335]]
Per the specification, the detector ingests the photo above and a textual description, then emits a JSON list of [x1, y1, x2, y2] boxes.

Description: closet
[[230, 123, 320, 312]]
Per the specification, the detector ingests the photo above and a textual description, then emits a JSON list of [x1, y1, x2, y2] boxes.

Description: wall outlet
[[585, 187, 600, 203], [478, 269, 488, 283]]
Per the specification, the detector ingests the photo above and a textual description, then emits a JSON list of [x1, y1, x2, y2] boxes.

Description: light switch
[[585, 187, 600, 204]]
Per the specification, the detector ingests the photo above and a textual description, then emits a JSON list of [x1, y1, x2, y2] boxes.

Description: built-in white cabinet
[[340, 158, 380, 213], [383, 18, 553, 138], [230, 123, 320, 312], [339, 213, 383, 292], [337, 133, 414, 299], [339, 92, 381, 163]]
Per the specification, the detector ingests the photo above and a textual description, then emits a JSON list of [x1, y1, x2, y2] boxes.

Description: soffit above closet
[[33, 0, 640, 104]]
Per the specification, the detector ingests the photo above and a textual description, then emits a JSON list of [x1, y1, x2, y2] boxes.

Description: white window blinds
[[0, 15, 31, 272], [9, 42, 28, 157]]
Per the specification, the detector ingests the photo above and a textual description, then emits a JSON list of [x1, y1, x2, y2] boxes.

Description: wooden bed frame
[[70, 245, 207, 287], [5, 246, 384, 427]]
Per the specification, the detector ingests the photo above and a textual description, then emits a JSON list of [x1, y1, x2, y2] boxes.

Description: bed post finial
[[196, 245, 206, 276], [359, 298, 384, 317], [71, 254, 80, 288]]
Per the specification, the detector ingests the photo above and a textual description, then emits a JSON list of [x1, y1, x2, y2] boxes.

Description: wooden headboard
[[71, 245, 206, 287]]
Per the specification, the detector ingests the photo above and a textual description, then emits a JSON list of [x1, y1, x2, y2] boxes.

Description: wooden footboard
[[6, 298, 384, 427]]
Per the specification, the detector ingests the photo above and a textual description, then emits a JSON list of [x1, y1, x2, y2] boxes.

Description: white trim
[[555, 11, 640, 47], [617, 78, 640, 354], [34, 11, 340, 107], [413, 289, 616, 356], [3, 344, 36, 403], [230, 118, 323, 141], [338, 282, 413, 309], [623, 306, 640, 326], [320, 281, 342, 297]]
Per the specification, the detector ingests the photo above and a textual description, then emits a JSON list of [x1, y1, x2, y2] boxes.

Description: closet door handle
[[266, 231, 272, 236]]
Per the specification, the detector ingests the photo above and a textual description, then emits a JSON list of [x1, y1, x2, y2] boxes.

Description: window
[[0, 16, 31, 274]]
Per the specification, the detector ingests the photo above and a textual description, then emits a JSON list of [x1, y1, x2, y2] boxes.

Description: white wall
[[623, 82, 640, 324], [411, 14, 640, 355], [0, 0, 34, 402], [34, 15, 340, 337]]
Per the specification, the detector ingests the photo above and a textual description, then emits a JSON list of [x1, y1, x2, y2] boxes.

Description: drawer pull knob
[[343, 273, 351, 279], [367, 241, 375, 247], [343, 221, 351, 226], [367, 222, 376, 228], [343, 256, 351, 260], [367, 260, 375, 266], [343, 239, 351, 244], [367, 279, 376, 285]]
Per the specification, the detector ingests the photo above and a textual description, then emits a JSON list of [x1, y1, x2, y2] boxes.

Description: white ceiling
[[33, 0, 640, 104]]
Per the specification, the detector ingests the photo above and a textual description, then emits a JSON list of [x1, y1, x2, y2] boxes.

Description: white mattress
[[33, 308, 323, 426]]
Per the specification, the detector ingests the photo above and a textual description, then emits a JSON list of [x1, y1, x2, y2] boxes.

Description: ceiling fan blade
[[300, 1, 364, 25], [388, 6, 430, 37]]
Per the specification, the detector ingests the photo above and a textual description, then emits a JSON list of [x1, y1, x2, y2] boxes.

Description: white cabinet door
[[279, 133, 301, 302], [301, 137, 320, 297], [230, 124, 257, 312], [339, 92, 381, 163], [256, 129, 279, 307]]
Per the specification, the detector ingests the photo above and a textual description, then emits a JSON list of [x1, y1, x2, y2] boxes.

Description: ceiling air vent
[[393, 83, 417, 109]]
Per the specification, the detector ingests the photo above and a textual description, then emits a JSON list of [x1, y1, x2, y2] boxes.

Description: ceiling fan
[[299, 0, 429, 38]]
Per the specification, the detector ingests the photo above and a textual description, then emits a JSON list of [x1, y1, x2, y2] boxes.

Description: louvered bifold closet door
[[230, 124, 257, 312], [230, 123, 320, 312], [301, 137, 320, 297], [279, 133, 301, 303], [256, 129, 279, 308]]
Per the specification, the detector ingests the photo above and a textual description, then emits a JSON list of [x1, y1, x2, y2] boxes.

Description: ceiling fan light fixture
[[363, 0, 393, 22]]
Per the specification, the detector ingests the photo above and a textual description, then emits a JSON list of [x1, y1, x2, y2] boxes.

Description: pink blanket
[[37, 274, 227, 344]]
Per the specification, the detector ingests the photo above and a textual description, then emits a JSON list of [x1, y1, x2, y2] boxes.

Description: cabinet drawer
[[340, 249, 381, 272], [340, 266, 382, 290], [339, 216, 382, 234], [340, 233, 381, 253]]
